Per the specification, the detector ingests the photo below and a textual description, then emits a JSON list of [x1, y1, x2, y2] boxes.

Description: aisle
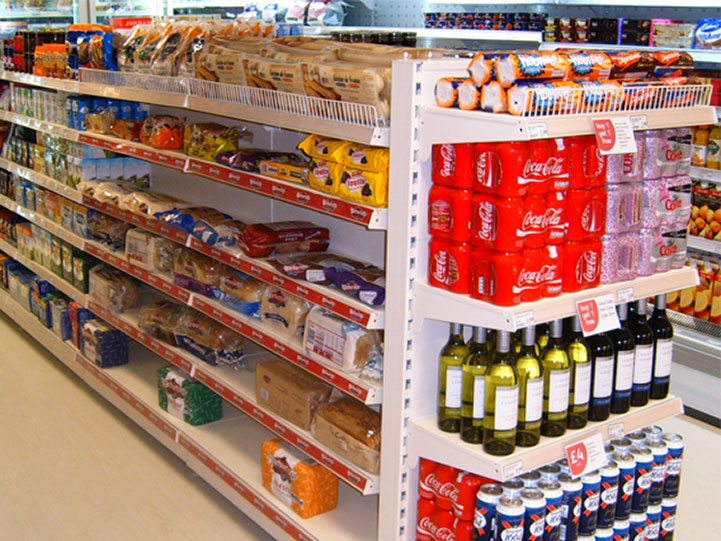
[[0, 311, 273, 541], [1, 308, 719, 540]]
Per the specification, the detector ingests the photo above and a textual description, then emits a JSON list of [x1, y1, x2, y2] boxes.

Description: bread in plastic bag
[[260, 286, 311, 338], [172, 248, 222, 297], [89, 264, 139, 312]]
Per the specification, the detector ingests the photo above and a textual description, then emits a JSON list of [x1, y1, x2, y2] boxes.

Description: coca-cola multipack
[[429, 136, 607, 305]]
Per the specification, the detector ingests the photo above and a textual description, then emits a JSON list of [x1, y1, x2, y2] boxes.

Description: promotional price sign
[[576, 294, 621, 337], [565, 433, 607, 478], [592, 117, 638, 155]]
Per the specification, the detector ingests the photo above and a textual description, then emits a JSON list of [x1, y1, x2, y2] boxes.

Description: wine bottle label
[[494, 384, 519, 431], [573, 362, 592, 405], [593, 356, 614, 398], [548, 369, 571, 413], [633, 344, 654, 384], [654, 338, 673, 378], [445, 366, 462, 408], [473, 375, 485, 419], [615, 350, 634, 391], [525, 377, 543, 422]]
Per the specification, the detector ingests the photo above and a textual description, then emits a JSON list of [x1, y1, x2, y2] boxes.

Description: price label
[[527, 123, 549, 139], [502, 461, 524, 480], [513, 310, 535, 330], [592, 117, 638, 155], [565, 433, 607, 478], [576, 294, 620, 336], [616, 287, 635, 304], [608, 422, 625, 440]]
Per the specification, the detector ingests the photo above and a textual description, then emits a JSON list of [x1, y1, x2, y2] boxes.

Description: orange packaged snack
[[139, 115, 184, 150], [261, 439, 338, 519]]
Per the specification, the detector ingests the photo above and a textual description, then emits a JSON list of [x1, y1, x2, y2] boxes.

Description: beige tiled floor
[[0, 311, 719, 540]]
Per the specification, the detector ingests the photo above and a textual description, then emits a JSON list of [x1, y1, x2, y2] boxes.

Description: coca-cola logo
[[476, 151, 492, 188], [418, 517, 437, 538], [665, 197, 682, 211], [577, 250, 599, 284], [432, 251, 448, 283], [582, 201, 604, 232], [522, 157, 566, 180], [439, 144, 455, 178], [436, 527, 455, 541], [665, 148, 682, 162], [517, 265, 557, 287], [477, 201, 495, 240], [659, 243, 678, 257], [438, 481, 459, 501], [520, 207, 564, 233]]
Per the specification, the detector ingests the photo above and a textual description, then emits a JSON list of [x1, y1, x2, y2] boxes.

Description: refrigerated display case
[[0, 0, 79, 25]]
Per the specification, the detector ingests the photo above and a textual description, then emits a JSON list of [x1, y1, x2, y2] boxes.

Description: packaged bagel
[[480, 81, 508, 113], [239, 221, 330, 258], [457, 79, 481, 111], [242, 55, 307, 95], [332, 163, 388, 208], [561, 50, 613, 80]]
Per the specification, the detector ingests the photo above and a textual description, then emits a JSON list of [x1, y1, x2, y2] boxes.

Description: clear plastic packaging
[[88, 264, 139, 312], [260, 286, 311, 338]]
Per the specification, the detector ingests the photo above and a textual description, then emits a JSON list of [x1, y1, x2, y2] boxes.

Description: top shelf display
[[539, 43, 721, 65], [0, 69, 390, 148]]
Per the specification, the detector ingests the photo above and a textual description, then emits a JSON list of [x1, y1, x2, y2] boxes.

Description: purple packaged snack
[[601, 234, 619, 284], [618, 231, 642, 281], [641, 179, 664, 229], [325, 267, 386, 307], [172, 272, 215, 298], [215, 149, 262, 172], [642, 130, 663, 180], [606, 184, 629, 233], [626, 183, 643, 231]]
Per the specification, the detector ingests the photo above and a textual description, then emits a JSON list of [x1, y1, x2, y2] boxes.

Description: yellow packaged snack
[[333, 163, 388, 208], [297, 133, 346, 162], [337, 142, 389, 173], [308, 159, 337, 194]]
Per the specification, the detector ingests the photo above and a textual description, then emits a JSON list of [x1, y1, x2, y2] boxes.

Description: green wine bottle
[[461, 327, 491, 444], [540, 319, 570, 437], [536, 323, 550, 352], [515, 325, 543, 447], [483, 331, 519, 456], [565, 316, 591, 430], [438, 323, 470, 433]]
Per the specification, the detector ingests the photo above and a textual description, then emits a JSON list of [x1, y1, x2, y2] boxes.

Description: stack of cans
[[416, 425, 684, 540]]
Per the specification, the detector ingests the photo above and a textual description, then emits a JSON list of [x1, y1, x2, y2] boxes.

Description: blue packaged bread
[[81, 319, 130, 367]]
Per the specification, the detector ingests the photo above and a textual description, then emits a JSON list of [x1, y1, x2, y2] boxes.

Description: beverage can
[[661, 433, 683, 499], [614, 518, 630, 541], [501, 478, 525, 499], [452, 516, 474, 541], [453, 471, 485, 520], [642, 130, 663, 180], [629, 512, 647, 541], [537, 463, 562, 482], [516, 247, 544, 303], [416, 497, 437, 541], [565, 187, 607, 242], [642, 425, 664, 442], [613, 451, 636, 521], [558, 472, 582, 541], [579, 470, 600, 536], [474, 141, 529, 197], [541, 244, 564, 297], [538, 479, 563, 541], [630, 446, 653, 514], [434, 464, 461, 510], [646, 504, 661, 541], [432, 507, 456, 541], [469, 248, 522, 306], [418, 458, 437, 501], [659, 498, 677, 541], [626, 431, 647, 446], [598, 460, 620, 529], [555, 458, 570, 474], [567, 134, 606, 189], [595, 527, 614, 541], [471, 192, 525, 252], [518, 193, 548, 249], [428, 185, 473, 242], [562, 239, 602, 292], [428, 238, 471, 294], [521, 488, 546, 541], [496, 496, 525, 541], [646, 440, 667, 506], [519, 470, 541, 488], [475, 483, 503, 541], [432, 143, 475, 189], [524, 138, 568, 193], [544, 191, 566, 244]]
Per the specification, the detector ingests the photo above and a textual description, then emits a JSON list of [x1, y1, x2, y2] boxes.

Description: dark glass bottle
[[586, 333, 615, 421], [438, 323, 469, 432], [607, 304, 635, 414], [540, 319, 570, 437], [649, 295, 674, 399], [629, 300, 654, 407], [483, 331, 519, 456], [461, 327, 491, 443], [515, 326, 543, 447], [565, 316, 591, 429]]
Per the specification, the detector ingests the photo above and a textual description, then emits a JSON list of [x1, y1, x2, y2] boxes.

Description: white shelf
[[539, 42, 721, 65], [0, 158, 83, 203], [87, 300, 381, 494], [408, 396, 683, 481], [303, 26, 543, 43], [689, 166, 721, 183], [0, 287, 377, 541], [688, 236, 721, 255], [0, 110, 79, 141], [414, 267, 699, 331], [0, 10, 73, 18]]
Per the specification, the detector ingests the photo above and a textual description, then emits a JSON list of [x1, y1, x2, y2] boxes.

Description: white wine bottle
[[461, 327, 491, 444], [438, 323, 469, 433], [515, 326, 543, 447], [565, 316, 591, 430], [540, 319, 570, 437], [483, 331, 519, 456]]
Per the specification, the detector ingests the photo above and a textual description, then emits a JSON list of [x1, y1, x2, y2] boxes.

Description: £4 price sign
[[565, 433, 607, 478]]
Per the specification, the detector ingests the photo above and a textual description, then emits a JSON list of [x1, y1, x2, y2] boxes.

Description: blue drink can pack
[[558, 473, 582, 541], [502, 478, 525, 499], [614, 451, 636, 521], [661, 433, 683, 499], [626, 431, 647, 446], [598, 460, 619, 529], [610, 438, 633, 453], [629, 512, 647, 541], [646, 440, 667, 506], [659, 498, 677, 541], [641, 425, 664, 443], [595, 527, 613, 541], [645, 504, 661, 540], [496, 496, 525, 541], [579, 470, 600, 536], [555, 458, 570, 475], [519, 470, 541, 488], [630, 446, 653, 513], [538, 479, 563, 541], [475, 483, 502, 541], [614, 519, 630, 541], [521, 488, 546, 541], [538, 463, 562, 482]]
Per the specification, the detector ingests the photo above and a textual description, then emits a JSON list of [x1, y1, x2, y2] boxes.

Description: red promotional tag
[[577, 299, 600, 333], [567, 441, 589, 477], [592, 117, 638, 155], [576, 294, 620, 336], [593, 119, 616, 152], [565, 433, 607, 478]]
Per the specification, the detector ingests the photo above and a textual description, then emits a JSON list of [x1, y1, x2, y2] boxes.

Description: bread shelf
[[0, 288, 378, 541], [408, 396, 683, 481], [689, 166, 721, 184], [688, 236, 721, 255], [414, 267, 699, 331], [87, 300, 380, 494]]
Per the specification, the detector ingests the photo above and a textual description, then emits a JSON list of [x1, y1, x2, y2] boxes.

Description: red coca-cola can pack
[[417, 497, 437, 541], [432, 143, 474, 189], [453, 472, 486, 521], [563, 239, 602, 292], [566, 134, 606, 189], [471, 192, 525, 252], [428, 185, 473, 242], [419, 458, 437, 501], [429, 239, 471, 294], [565, 187, 607, 241]]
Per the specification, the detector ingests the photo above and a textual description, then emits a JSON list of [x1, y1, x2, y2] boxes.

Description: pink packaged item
[[639, 228, 670, 275], [626, 183, 643, 231], [642, 130, 663, 180], [641, 179, 665, 229], [606, 132, 644, 184], [665, 175, 692, 228], [600, 234, 619, 284], [661, 228, 688, 269], [617, 231, 641, 281]]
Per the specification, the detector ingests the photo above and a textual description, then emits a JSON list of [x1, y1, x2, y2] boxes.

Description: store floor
[[1, 311, 719, 541]]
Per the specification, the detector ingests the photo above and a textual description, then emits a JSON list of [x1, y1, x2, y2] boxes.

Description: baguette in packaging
[[212, 266, 264, 316], [194, 50, 248, 84], [310, 398, 381, 474], [243, 55, 307, 95]]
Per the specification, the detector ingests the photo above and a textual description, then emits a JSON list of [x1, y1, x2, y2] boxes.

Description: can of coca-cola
[[428, 238, 471, 294], [428, 184, 473, 242], [562, 239, 602, 292], [567, 134, 606, 189], [434, 464, 461, 510], [417, 497, 437, 540], [433, 507, 457, 541], [544, 190, 567, 245], [542, 244, 564, 297], [453, 516, 475, 541], [471, 192, 525, 252], [454, 472, 486, 521], [470, 247, 523, 306], [517, 193, 547, 249], [433, 143, 475, 189], [474, 141, 529, 197], [419, 458, 437, 501]]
